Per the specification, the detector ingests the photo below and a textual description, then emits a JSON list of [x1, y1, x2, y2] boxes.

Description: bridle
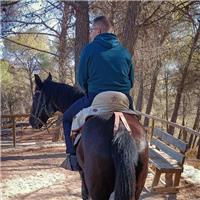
[[32, 90, 54, 122]]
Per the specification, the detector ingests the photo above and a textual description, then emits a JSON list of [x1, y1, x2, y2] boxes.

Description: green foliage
[[0, 59, 13, 83], [1, 66, 32, 114], [0, 61, 18, 114], [5, 28, 50, 53]]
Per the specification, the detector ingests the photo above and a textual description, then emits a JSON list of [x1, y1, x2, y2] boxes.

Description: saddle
[[71, 91, 139, 146]]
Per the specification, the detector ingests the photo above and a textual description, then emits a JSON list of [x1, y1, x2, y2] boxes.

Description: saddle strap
[[114, 112, 131, 134]]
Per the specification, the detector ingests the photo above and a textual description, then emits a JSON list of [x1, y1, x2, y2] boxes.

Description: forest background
[[0, 0, 199, 131]]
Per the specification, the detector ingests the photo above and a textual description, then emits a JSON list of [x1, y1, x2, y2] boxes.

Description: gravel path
[[1, 141, 200, 200]]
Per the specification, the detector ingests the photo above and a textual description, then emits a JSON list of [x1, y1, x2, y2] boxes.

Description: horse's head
[[29, 73, 56, 129]]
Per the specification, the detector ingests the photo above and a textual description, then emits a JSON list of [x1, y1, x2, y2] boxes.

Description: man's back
[[78, 33, 134, 94]]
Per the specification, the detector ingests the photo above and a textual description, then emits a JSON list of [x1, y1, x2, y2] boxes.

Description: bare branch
[[141, 2, 163, 26], [140, 1, 199, 27], [3, 37, 58, 57], [1, 1, 20, 7], [2, 19, 60, 36], [3, 31, 59, 38], [47, 0, 62, 10], [32, 12, 60, 36], [2, 19, 44, 25]]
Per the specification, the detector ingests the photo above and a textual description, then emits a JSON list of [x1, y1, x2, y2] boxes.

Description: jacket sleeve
[[78, 46, 89, 92]]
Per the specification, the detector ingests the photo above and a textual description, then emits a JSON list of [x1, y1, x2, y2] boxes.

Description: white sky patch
[[0, 39, 4, 59]]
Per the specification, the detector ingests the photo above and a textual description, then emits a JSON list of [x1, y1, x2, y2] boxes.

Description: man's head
[[90, 16, 113, 41]]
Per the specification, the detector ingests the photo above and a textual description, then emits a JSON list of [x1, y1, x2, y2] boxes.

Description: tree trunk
[[164, 69, 169, 121], [28, 69, 34, 98], [75, 1, 89, 83], [58, 2, 69, 83], [121, 1, 141, 54], [168, 24, 200, 135], [164, 68, 170, 130], [144, 60, 161, 127], [178, 107, 186, 141], [197, 139, 200, 159], [136, 69, 144, 112], [182, 95, 188, 142], [193, 99, 200, 131], [189, 99, 200, 148], [8, 103, 13, 116]]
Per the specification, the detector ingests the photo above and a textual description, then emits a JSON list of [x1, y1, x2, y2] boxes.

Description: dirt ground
[[1, 129, 200, 200]]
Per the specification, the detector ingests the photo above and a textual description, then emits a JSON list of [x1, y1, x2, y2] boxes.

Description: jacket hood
[[93, 33, 120, 49]]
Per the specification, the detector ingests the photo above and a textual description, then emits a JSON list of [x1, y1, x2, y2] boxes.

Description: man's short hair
[[93, 16, 113, 33]]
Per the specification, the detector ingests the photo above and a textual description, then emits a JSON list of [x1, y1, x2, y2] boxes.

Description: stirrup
[[60, 154, 80, 171]]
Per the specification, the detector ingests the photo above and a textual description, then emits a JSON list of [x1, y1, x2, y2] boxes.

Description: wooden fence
[[1, 112, 200, 158], [137, 111, 200, 159], [1, 113, 62, 147], [1, 114, 30, 147]]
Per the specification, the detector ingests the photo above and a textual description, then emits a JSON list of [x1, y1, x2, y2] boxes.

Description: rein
[[31, 90, 56, 134], [33, 90, 54, 119]]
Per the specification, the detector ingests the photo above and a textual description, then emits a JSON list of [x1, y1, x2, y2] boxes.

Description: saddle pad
[[71, 91, 138, 136], [91, 91, 129, 110], [73, 112, 132, 146]]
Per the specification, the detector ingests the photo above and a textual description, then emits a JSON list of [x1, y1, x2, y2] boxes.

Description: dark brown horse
[[29, 73, 148, 200]]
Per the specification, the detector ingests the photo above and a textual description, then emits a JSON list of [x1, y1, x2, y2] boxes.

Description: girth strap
[[114, 112, 131, 134]]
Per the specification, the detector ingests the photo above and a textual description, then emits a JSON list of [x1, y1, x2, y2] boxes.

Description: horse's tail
[[111, 121, 138, 200]]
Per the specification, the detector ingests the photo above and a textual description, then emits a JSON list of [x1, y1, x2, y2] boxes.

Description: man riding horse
[[61, 15, 134, 171], [29, 15, 148, 200]]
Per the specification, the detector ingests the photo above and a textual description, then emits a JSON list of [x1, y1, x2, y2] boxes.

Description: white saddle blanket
[[71, 91, 138, 135]]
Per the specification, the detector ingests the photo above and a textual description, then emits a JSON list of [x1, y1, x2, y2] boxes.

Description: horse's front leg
[[79, 171, 90, 200]]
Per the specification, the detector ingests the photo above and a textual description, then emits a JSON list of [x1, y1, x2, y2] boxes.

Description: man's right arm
[[78, 46, 89, 92]]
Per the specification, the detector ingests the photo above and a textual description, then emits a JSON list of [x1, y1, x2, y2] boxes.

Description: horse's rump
[[77, 113, 148, 200]]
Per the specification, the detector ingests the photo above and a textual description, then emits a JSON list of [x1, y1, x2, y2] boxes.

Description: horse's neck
[[53, 83, 84, 113]]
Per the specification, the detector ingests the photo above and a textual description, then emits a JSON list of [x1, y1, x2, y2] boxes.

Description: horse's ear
[[34, 74, 42, 88], [47, 72, 52, 81]]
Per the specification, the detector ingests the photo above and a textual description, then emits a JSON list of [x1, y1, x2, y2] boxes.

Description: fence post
[[12, 116, 16, 147], [188, 134, 194, 148]]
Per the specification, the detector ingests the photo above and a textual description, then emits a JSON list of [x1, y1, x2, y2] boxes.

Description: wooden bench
[[149, 128, 188, 193]]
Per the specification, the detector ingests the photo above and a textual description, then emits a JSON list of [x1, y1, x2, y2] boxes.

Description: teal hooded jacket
[[78, 33, 134, 94]]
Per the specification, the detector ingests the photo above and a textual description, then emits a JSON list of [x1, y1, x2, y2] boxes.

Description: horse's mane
[[42, 80, 84, 112]]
